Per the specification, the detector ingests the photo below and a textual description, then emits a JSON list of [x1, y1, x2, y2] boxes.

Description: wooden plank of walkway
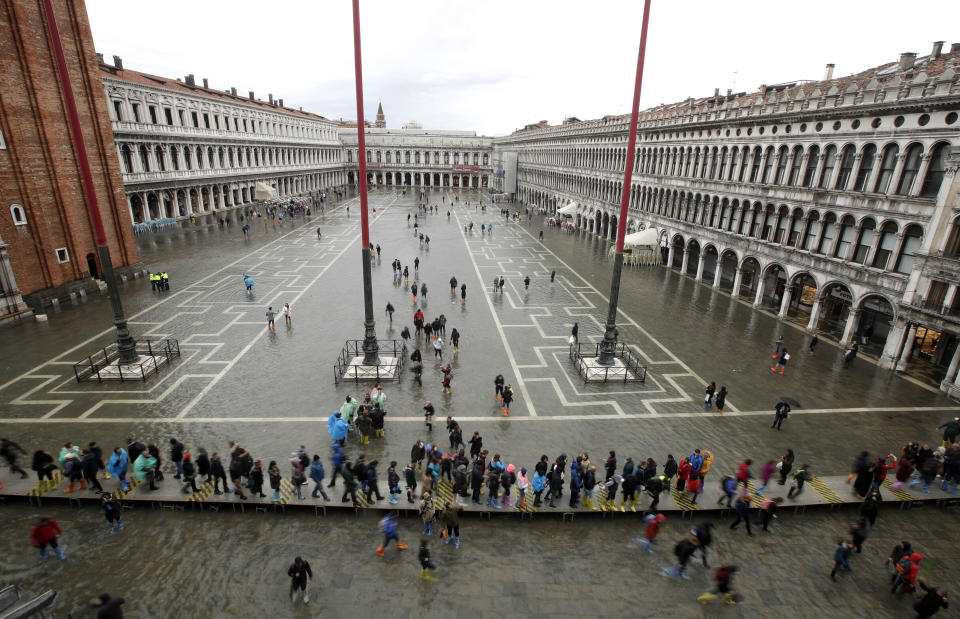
[[4, 472, 959, 515]]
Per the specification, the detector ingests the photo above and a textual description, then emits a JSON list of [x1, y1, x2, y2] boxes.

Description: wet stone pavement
[[1, 188, 959, 617]]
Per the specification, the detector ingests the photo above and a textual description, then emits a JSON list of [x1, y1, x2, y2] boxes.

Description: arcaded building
[[495, 44, 960, 395], [99, 57, 346, 225], [0, 0, 139, 316], [340, 106, 494, 190]]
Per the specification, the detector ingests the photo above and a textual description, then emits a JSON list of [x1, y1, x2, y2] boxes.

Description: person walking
[[282, 303, 292, 326], [703, 382, 716, 410], [843, 342, 859, 369], [698, 565, 740, 606], [778, 449, 795, 485], [759, 496, 783, 532], [249, 460, 265, 498], [423, 401, 435, 431], [376, 511, 409, 557], [421, 283, 428, 302], [101, 492, 124, 534], [523, 276, 530, 290], [365, 460, 384, 503], [500, 384, 513, 416], [788, 463, 811, 499], [771, 335, 784, 359], [287, 557, 313, 604], [770, 349, 790, 375], [450, 328, 460, 353], [385, 302, 394, 323], [181, 454, 198, 494], [714, 386, 728, 414], [243, 273, 254, 295], [460, 283, 467, 304], [850, 516, 869, 554], [0, 438, 28, 479], [169, 438, 185, 480], [772, 401, 790, 430], [106, 447, 130, 493], [441, 502, 463, 549], [418, 539, 437, 581], [571, 322, 579, 343], [268, 461, 282, 503], [662, 534, 699, 580], [717, 475, 737, 508], [532, 468, 547, 507], [210, 452, 228, 495], [830, 539, 854, 581], [419, 491, 436, 536], [81, 448, 104, 494], [30, 516, 65, 560], [757, 459, 777, 494], [637, 513, 666, 553], [310, 455, 329, 500], [449, 276, 458, 293], [340, 460, 359, 507], [550, 269, 556, 283], [914, 580, 950, 618], [433, 336, 444, 360]]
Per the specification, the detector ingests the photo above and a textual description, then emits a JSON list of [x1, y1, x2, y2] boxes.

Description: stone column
[[879, 318, 907, 369], [895, 323, 917, 372], [731, 268, 743, 298], [667, 240, 676, 269], [680, 247, 690, 275], [941, 344, 960, 392], [695, 251, 705, 281], [811, 150, 828, 188], [888, 153, 909, 195], [840, 307, 862, 346], [805, 295, 823, 332], [909, 154, 934, 196], [778, 285, 793, 319], [712, 259, 722, 288], [753, 273, 767, 307], [185, 190, 193, 216]]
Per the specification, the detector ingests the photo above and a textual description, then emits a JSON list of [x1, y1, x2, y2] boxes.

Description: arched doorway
[[738, 257, 761, 297], [858, 294, 895, 354], [671, 235, 685, 269], [759, 263, 787, 309], [702, 245, 719, 282], [817, 282, 853, 339], [610, 214, 618, 242], [602, 212, 610, 238], [787, 273, 818, 324], [130, 195, 145, 223], [685, 240, 700, 277], [717, 250, 738, 290], [594, 210, 601, 234]]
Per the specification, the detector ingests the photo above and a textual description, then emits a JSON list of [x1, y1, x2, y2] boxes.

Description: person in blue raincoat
[[328, 411, 348, 445], [106, 447, 130, 492], [243, 273, 255, 294]]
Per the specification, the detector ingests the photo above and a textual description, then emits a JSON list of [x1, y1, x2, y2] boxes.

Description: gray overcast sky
[[87, 1, 960, 136]]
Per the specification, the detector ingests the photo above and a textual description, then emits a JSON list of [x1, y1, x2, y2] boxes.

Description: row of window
[[111, 97, 336, 141], [522, 139, 951, 199], [347, 149, 491, 166], [518, 169, 933, 275], [117, 142, 341, 175]]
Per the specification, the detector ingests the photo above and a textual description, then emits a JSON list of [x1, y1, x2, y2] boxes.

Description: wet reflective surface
[[1, 189, 958, 616]]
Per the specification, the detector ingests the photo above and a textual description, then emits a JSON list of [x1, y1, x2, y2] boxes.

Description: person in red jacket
[[636, 513, 666, 553], [30, 516, 65, 560], [893, 552, 923, 593], [676, 458, 692, 493], [736, 459, 753, 489]]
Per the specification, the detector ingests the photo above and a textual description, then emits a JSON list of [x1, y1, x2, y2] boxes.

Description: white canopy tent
[[254, 182, 278, 200], [557, 203, 578, 216], [622, 228, 659, 249], [614, 227, 662, 266]]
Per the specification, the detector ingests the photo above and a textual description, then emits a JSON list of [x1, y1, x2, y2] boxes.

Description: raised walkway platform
[[3, 470, 958, 521]]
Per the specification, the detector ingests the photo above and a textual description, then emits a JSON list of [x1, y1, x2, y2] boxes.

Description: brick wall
[[0, 0, 139, 303]]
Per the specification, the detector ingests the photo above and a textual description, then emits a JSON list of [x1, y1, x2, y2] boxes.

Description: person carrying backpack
[[787, 464, 811, 498]]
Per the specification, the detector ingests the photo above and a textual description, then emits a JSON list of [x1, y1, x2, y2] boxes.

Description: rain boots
[[376, 546, 385, 557], [455, 536, 460, 550], [420, 569, 436, 580], [396, 541, 408, 550], [79, 478, 87, 490], [54, 547, 65, 560], [64, 481, 76, 494]]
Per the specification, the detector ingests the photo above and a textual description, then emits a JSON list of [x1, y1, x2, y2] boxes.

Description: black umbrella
[[779, 397, 801, 409]]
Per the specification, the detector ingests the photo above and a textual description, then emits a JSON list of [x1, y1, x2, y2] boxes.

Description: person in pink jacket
[[515, 467, 530, 508]]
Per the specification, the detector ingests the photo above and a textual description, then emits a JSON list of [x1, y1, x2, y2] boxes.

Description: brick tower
[[0, 0, 140, 316], [375, 102, 386, 128]]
